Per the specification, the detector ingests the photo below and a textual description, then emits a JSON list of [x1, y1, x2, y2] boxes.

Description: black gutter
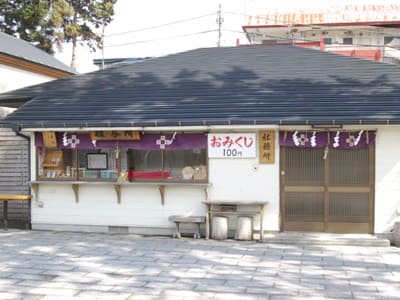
[[14, 130, 32, 230]]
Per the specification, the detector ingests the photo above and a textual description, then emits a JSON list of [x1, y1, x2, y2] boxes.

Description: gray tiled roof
[[0, 32, 76, 74], [1, 45, 400, 129]]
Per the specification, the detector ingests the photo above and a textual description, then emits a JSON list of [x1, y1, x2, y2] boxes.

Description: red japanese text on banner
[[208, 133, 256, 158]]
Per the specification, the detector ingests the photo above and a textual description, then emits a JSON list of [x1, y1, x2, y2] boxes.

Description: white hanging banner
[[208, 133, 256, 158]]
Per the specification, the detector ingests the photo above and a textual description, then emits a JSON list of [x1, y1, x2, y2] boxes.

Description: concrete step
[[262, 232, 391, 247]]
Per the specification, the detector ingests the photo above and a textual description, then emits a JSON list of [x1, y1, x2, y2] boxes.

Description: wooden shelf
[[29, 181, 211, 205], [42, 151, 64, 178], [42, 150, 63, 168]]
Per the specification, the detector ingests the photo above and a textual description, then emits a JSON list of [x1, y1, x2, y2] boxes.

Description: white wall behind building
[[0, 64, 54, 93]]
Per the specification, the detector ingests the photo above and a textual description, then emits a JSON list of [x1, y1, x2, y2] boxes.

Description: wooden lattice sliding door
[[280, 146, 374, 233]]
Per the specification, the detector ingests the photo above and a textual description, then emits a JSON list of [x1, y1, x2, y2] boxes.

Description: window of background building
[[343, 37, 353, 45], [384, 36, 400, 45]]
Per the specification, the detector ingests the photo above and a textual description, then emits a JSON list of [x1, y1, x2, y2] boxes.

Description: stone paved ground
[[0, 231, 399, 300]]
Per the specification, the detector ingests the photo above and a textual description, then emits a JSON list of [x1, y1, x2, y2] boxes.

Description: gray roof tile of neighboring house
[[0, 32, 76, 74], [1, 45, 400, 129]]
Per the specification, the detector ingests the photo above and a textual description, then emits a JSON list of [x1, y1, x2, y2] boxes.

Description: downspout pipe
[[14, 129, 32, 230]]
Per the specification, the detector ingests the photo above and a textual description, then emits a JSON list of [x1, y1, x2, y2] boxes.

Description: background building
[[243, 2, 400, 63], [0, 32, 75, 229], [92, 57, 151, 70]]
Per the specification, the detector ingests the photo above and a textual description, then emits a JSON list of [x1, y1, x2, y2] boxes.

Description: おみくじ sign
[[208, 133, 256, 158]]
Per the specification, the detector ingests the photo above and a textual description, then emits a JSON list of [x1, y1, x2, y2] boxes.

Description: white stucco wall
[[374, 125, 400, 233], [208, 157, 280, 231], [32, 184, 206, 227], [0, 64, 54, 93], [29, 126, 400, 235]]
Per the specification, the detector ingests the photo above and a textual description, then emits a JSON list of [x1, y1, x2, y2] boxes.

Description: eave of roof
[[4, 117, 399, 131], [0, 32, 77, 75], [0, 53, 76, 78]]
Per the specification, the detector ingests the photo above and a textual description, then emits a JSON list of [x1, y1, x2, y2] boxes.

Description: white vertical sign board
[[208, 133, 256, 158]]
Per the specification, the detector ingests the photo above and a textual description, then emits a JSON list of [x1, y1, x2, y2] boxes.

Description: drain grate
[[108, 226, 129, 234]]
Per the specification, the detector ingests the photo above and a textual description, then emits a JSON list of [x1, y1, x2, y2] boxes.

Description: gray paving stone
[[16, 280, 67, 288], [224, 279, 273, 288], [205, 273, 253, 280], [0, 231, 399, 299], [40, 296, 96, 300], [178, 277, 226, 285], [213, 292, 263, 300], [63, 283, 115, 291], [132, 275, 177, 283], [163, 269, 206, 278], [0, 284, 33, 294], [112, 286, 161, 294], [9, 273, 56, 281], [145, 281, 196, 290], [25, 287, 79, 296], [195, 284, 246, 293], [249, 287, 298, 296], [0, 292, 42, 300], [0, 272, 21, 279], [324, 290, 354, 298], [271, 296, 325, 300], [76, 290, 131, 299], [7, 267, 44, 274], [352, 291, 382, 299], [0, 278, 20, 285], [350, 283, 378, 292], [52, 276, 101, 284]]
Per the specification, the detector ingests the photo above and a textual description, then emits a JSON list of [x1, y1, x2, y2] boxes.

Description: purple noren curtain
[[35, 132, 207, 150], [279, 130, 376, 149]]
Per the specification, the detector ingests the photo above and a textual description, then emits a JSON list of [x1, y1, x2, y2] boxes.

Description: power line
[[105, 13, 216, 38], [102, 8, 395, 51], [105, 29, 218, 48]]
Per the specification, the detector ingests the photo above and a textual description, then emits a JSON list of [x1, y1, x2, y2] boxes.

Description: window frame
[[36, 137, 209, 183], [127, 148, 208, 183], [86, 153, 108, 170], [343, 37, 353, 45], [323, 38, 332, 45]]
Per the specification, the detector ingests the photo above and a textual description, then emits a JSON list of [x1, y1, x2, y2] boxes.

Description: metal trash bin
[[235, 216, 253, 240], [211, 216, 228, 240]]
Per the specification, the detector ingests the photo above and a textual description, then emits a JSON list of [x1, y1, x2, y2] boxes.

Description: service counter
[[30, 181, 211, 205]]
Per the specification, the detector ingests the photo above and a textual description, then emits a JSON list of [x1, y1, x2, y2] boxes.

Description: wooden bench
[[0, 195, 32, 230], [168, 215, 206, 239]]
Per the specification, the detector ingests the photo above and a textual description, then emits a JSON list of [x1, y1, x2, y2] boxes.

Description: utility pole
[[101, 24, 105, 70], [217, 4, 223, 47]]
